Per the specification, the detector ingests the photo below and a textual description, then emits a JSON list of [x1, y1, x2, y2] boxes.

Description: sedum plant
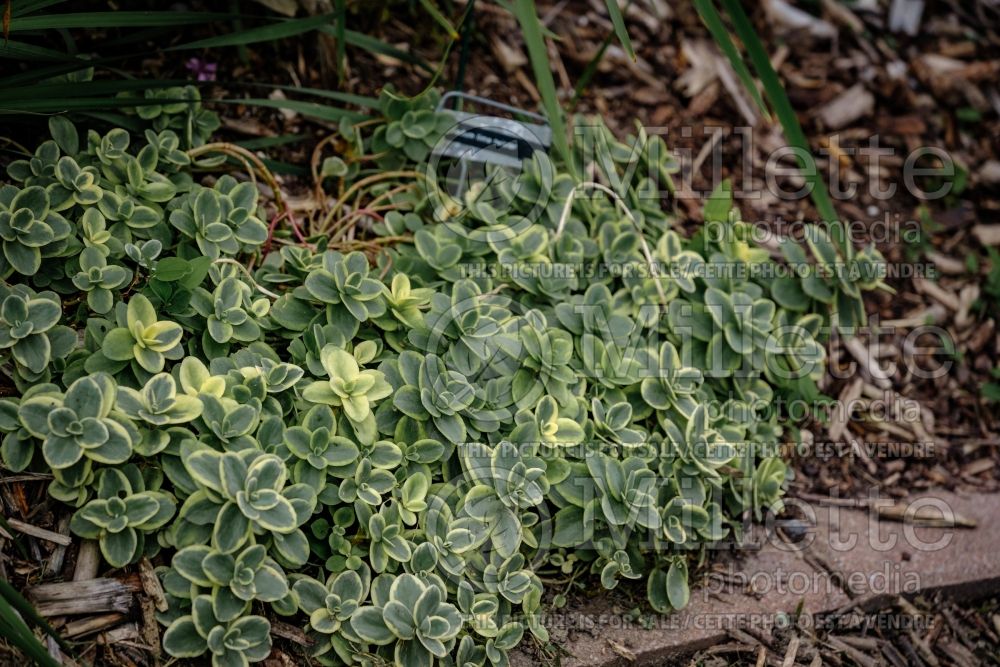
[[0, 185, 73, 276], [69, 467, 175, 567], [101, 294, 184, 373], [0, 100, 886, 667]]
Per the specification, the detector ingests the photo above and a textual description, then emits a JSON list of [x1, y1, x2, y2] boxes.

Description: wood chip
[[979, 160, 1000, 185], [97, 622, 139, 645], [962, 458, 995, 476], [843, 336, 893, 389], [827, 635, 879, 667], [817, 83, 875, 129], [678, 40, 718, 98], [830, 377, 864, 442], [3, 517, 72, 546], [876, 503, 977, 528], [44, 515, 71, 576], [490, 37, 527, 73], [139, 557, 168, 612], [972, 224, 1000, 246], [607, 637, 637, 661], [62, 613, 126, 638], [888, 0, 925, 35], [270, 620, 315, 646], [781, 635, 800, 667], [73, 540, 100, 581], [925, 250, 966, 275], [765, 0, 836, 38], [913, 276, 960, 311], [27, 576, 142, 617]]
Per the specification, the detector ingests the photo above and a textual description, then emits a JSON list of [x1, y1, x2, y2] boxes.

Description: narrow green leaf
[[218, 98, 367, 123], [0, 39, 71, 61], [333, 0, 347, 82], [417, 0, 459, 40], [511, 0, 576, 178], [166, 12, 337, 51], [0, 578, 74, 658], [12, 0, 69, 18], [603, 0, 635, 60], [0, 609, 59, 667], [692, 0, 769, 119], [8, 11, 235, 31], [718, 0, 847, 258], [571, 26, 615, 108], [317, 27, 433, 73]]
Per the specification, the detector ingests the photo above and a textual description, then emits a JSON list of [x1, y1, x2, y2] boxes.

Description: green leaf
[[167, 12, 339, 51], [8, 11, 235, 31], [163, 616, 208, 658], [213, 503, 250, 553], [100, 527, 138, 568], [48, 115, 79, 155], [666, 559, 689, 609], [715, 0, 849, 259], [351, 607, 395, 645], [603, 0, 635, 60], [511, 0, 576, 178], [692, 0, 769, 119], [11, 333, 50, 373]]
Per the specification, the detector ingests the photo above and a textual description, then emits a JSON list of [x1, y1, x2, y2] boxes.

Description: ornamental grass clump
[[0, 89, 887, 667]]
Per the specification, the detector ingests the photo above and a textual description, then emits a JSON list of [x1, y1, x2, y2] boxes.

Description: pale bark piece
[[27, 576, 142, 617], [817, 84, 875, 130], [73, 540, 101, 581], [4, 517, 72, 546], [972, 224, 1000, 246]]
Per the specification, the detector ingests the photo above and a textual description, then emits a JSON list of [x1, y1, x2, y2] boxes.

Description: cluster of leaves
[[0, 94, 887, 667]]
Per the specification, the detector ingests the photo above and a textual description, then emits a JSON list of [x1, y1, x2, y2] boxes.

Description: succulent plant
[[0, 105, 891, 667], [101, 293, 185, 372], [116, 372, 203, 425], [180, 449, 316, 555], [69, 466, 175, 567], [162, 595, 271, 667], [350, 573, 463, 666], [192, 276, 269, 345], [18, 373, 137, 469], [172, 543, 289, 621], [0, 185, 72, 276], [0, 289, 66, 375], [72, 246, 132, 314], [303, 250, 387, 323], [301, 344, 392, 443], [169, 176, 267, 258], [283, 404, 359, 490]]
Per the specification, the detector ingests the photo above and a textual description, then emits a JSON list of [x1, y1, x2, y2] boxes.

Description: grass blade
[[218, 97, 367, 123], [0, 578, 74, 657], [165, 12, 337, 51], [334, 0, 346, 82], [0, 592, 61, 667], [603, 0, 634, 60], [511, 0, 576, 178], [0, 39, 70, 61], [245, 82, 379, 109], [323, 27, 433, 73], [8, 11, 235, 31], [12, 0, 68, 18], [693, 0, 769, 119], [718, 0, 847, 257], [417, 0, 459, 40]]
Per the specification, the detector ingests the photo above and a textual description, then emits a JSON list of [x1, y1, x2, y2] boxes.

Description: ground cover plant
[[0, 86, 888, 667]]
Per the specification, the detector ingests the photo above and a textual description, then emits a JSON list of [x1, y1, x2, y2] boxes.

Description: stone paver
[[510, 489, 1000, 667]]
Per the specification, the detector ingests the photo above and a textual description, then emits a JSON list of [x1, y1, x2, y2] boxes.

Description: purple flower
[[185, 57, 218, 82]]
